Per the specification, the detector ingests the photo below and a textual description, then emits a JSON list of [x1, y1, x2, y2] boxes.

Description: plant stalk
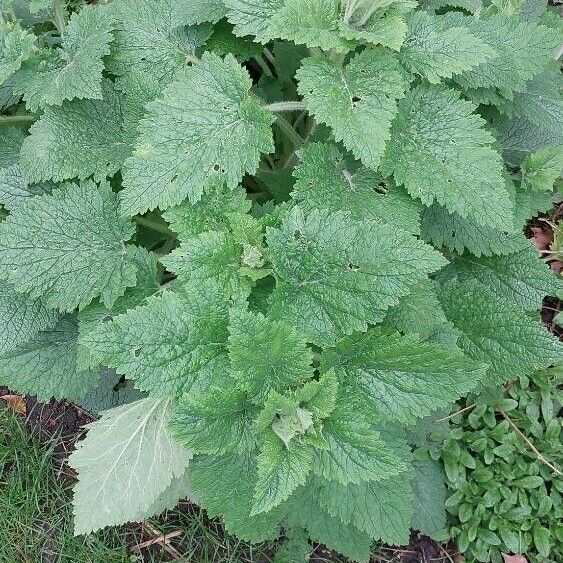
[[266, 101, 307, 113]]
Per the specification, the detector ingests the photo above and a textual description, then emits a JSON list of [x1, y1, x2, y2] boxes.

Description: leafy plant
[[419, 367, 563, 563], [0, 1, 561, 561]]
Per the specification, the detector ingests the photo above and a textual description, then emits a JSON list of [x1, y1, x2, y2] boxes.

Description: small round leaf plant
[[0, 1, 561, 560]]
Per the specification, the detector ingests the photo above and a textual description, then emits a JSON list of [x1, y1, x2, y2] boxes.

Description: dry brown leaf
[[530, 226, 552, 251], [502, 554, 528, 563], [0, 394, 26, 415]]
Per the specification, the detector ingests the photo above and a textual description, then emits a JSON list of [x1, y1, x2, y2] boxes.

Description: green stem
[[134, 215, 174, 237], [266, 101, 307, 112], [254, 54, 273, 77], [275, 115, 304, 148], [0, 115, 36, 125], [52, 0, 67, 33]]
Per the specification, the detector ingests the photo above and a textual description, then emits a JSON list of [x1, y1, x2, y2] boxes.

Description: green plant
[[419, 368, 563, 562], [0, 1, 561, 561], [0, 406, 132, 562]]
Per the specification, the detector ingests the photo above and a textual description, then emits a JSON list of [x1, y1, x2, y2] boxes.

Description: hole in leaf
[[213, 163, 220, 172], [352, 96, 361, 103], [170, 174, 178, 183], [293, 230, 302, 241], [347, 262, 360, 272], [102, 315, 112, 323], [134, 348, 142, 358]]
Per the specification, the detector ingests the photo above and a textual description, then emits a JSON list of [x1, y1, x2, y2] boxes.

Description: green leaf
[[420, 203, 530, 258], [69, 397, 192, 534], [13, 5, 114, 110], [228, 309, 314, 403], [339, 1, 415, 51], [267, 0, 355, 53], [108, 0, 212, 103], [0, 21, 36, 84], [411, 460, 446, 536], [382, 84, 512, 230], [447, 13, 560, 94], [20, 80, 136, 183], [74, 369, 145, 415], [438, 279, 563, 383], [204, 20, 262, 61], [286, 486, 372, 562], [314, 404, 407, 484], [0, 315, 98, 402], [0, 180, 137, 312], [225, 0, 284, 43], [162, 230, 249, 296], [170, 386, 257, 455], [533, 524, 552, 557], [81, 283, 230, 397], [322, 327, 485, 424], [252, 432, 314, 515], [190, 452, 285, 542], [120, 52, 275, 215], [521, 145, 563, 192], [384, 279, 458, 345], [163, 183, 251, 239], [0, 124, 25, 166], [184, 0, 226, 24], [440, 245, 563, 311], [292, 142, 421, 234], [0, 164, 53, 211], [0, 282, 59, 355], [297, 49, 409, 170], [317, 471, 413, 545], [226, 0, 354, 51], [266, 206, 446, 345], [400, 11, 495, 83], [0, 128, 52, 211], [76, 246, 159, 369]]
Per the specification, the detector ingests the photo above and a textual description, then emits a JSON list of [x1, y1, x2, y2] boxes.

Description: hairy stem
[[266, 101, 307, 112], [274, 115, 304, 148], [0, 114, 36, 125], [134, 215, 174, 237], [254, 54, 273, 77], [52, 0, 67, 34]]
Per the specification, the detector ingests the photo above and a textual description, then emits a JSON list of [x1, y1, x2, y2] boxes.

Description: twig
[[436, 543, 455, 563], [499, 410, 562, 476], [437, 404, 475, 422], [131, 530, 182, 552], [141, 523, 182, 559]]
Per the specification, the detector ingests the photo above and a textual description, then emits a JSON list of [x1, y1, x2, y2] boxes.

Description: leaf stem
[[52, 0, 67, 34], [133, 215, 174, 237], [254, 54, 273, 77], [0, 114, 36, 125], [265, 101, 307, 113], [274, 115, 304, 148]]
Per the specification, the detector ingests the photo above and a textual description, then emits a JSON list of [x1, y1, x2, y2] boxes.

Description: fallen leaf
[[502, 554, 528, 563], [0, 394, 26, 415], [530, 227, 552, 251]]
